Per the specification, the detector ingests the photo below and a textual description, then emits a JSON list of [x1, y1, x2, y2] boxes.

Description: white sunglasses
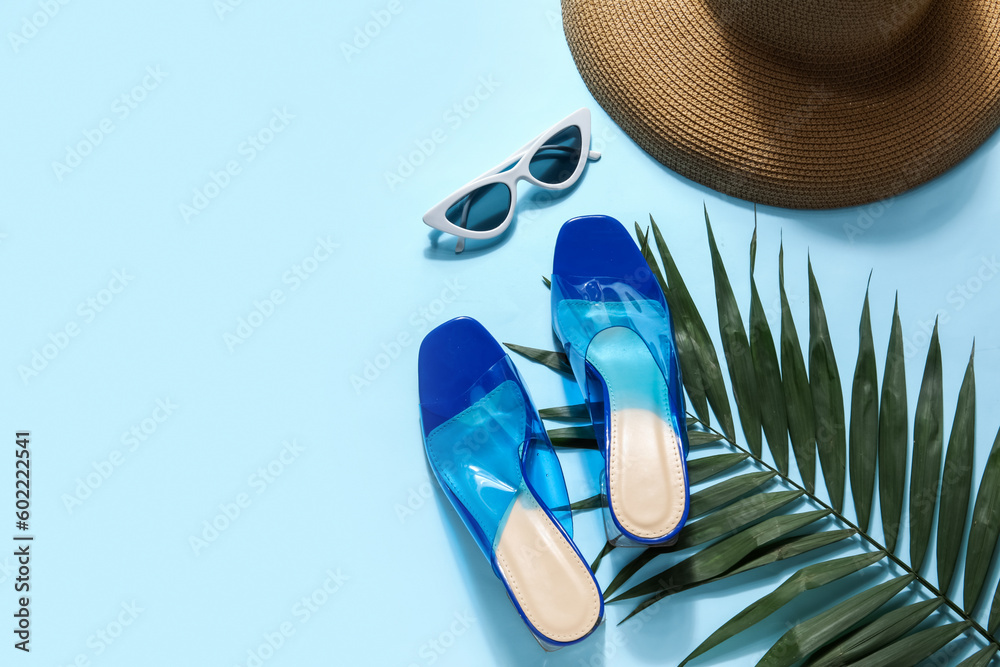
[[422, 108, 601, 253]]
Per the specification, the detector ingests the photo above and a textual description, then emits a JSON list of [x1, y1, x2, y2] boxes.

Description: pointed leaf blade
[[635, 222, 668, 296], [957, 644, 998, 667], [964, 425, 1000, 613], [750, 228, 789, 474], [780, 243, 817, 492], [545, 425, 598, 450], [569, 495, 603, 511], [539, 404, 589, 421], [674, 490, 803, 550], [909, 319, 944, 572], [849, 282, 878, 532], [937, 344, 976, 594], [706, 208, 762, 456], [650, 216, 735, 439], [850, 620, 971, 667], [622, 529, 857, 622], [503, 343, 571, 375], [808, 598, 943, 667], [687, 453, 749, 485], [590, 541, 614, 573], [681, 552, 884, 666], [604, 490, 803, 599], [879, 295, 908, 553], [690, 471, 777, 518], [991, 576, 1000, 634], [808, 257, 847, 512], [687, 429, 727, 447], [611, 510, 829, 603], [757, 575, 915, 667], [642, 216, 710, 426]]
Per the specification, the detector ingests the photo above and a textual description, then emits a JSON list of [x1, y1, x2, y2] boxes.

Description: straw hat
[[562, 0, 1000, 209]]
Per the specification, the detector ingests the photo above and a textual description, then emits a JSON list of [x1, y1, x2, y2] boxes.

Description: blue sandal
[[418, 316, 604, 649], [551, 215, 691, 547]]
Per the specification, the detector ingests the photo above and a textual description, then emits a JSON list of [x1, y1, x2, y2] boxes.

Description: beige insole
[[587, 327, 687, 541], [494, 490, 601, 644]]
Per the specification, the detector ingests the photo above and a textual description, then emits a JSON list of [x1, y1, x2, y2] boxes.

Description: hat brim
[[562, 0, 1000, 209]]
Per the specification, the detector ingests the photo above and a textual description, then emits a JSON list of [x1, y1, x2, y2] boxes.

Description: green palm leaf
[[706, 208, 762, 457], [687, 453, 749, 484], [590, 541, 614, 573], [681, 552, 885, 666], [779, 242, 816, 493], [687, 429, 727, 447], [604, 490, 803, 599], [808, 257, 846, 511], [807, 598, 943, 667], [850, 620, 971, 667], [909, 319, 944, 572], [957, 644, 999, 667], [937, 344, 976, 593], [649, 217, 734, 437], [635, 222, 669, 303], [621, 529, 857, 622], [878, 295, 908, 553], [568, 469, 778, 517], [610, 510, 829, 603], [757, 575, 915, 667], [568, 495, 603, 511], [964, 425, 1000, 613], [849, 280, 878, 532], [502, 342, 570, 374], [539, 404, 589, 421], [750, 225, 789, 474], [689, 471, 777, 517], [546, 425, 598, 449]]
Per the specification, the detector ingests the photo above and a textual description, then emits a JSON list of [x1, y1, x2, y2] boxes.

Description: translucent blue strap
[[424, 378, 573, 559]]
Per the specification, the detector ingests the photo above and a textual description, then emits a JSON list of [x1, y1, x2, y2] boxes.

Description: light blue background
[[3, 1, 1000, 665]]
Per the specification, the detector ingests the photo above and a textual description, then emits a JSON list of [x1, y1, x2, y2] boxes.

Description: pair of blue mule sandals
[[417, 215, 691, 649]]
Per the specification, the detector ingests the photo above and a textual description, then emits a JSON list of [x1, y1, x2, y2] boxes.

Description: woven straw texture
[[562, 0, 1000, 209]]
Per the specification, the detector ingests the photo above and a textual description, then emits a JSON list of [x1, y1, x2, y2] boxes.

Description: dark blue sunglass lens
[[528, 126, 583, 184], [445, 182, 512, 233]]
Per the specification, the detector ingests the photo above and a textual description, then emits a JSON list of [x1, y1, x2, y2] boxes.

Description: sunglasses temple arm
[[454, 196, 473, 254]]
